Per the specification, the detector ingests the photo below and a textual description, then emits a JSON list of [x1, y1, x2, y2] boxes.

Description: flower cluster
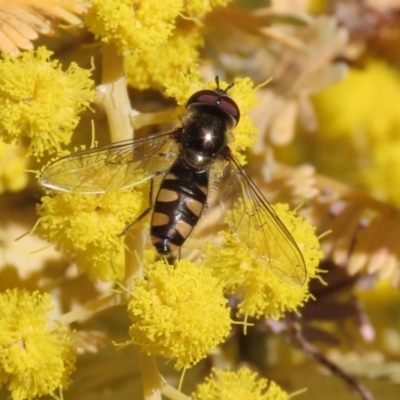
[[0, 289, 76, 400], [124, 26, 204, 92], [205, 203, 322, 319], [192, 367, 290, 400], [35, 190, 144, 281], [88, 0, 235, 100], [313, 59, 400, 206], [0, 47, 94, 157], [86, 0, 183, 53], [126, 259, 231, 370]]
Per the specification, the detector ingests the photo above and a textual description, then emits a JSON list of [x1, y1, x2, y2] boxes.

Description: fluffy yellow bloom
[[0, 140, 28, 193], [86, 0, 182, 53], [313, 59, 400, 204], [364, 141, 400, 205], [205, 204, 322, 319], [192, 368, 289, 400], [314, 59, 400, 141], [0, 289, 76, 400], [126, 259, 231, 370], [164, 66, 203, 106], [36, 190, 144, 281], [183, 0, 232, 17], [0, 47, 94, 158], [125, 26, 203, 92], [224, 77, 259, 162]]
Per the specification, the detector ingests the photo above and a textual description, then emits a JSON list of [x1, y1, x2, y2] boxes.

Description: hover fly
[[40, 78, 306, 286]]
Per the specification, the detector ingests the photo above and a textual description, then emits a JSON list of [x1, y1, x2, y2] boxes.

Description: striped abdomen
[[150, 157, 209, 255]]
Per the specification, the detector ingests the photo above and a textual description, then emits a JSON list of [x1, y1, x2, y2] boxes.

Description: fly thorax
[[181, 105, 232, 169]]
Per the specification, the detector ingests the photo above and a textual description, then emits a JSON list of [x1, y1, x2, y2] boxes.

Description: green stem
[[162, 383, 192, 400], [57, 293, 127, 325], [139, 353, 163, 400], [97, 42, 143, 283], [97, 43, 133, 143]]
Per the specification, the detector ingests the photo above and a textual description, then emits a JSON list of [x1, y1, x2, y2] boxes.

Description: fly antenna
[[214, 76, 235, 93], [215, 75, 220, 89], [225, 81, 235, 92]]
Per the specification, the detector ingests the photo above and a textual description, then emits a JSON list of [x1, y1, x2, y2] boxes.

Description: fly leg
[[164, 249, 180, 266], [120, 178, 154, 236]]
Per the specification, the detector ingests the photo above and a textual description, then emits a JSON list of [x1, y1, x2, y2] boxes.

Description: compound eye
[[186, 89, 240, 125], [217, 96, 240, 124]]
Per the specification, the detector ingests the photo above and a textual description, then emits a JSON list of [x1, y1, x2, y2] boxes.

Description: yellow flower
[[314, 59, 400, 142], [183, 0, 232, 17], [125, 26, 204, 92], [313, 59, 400, 203], [0, 289, 76, 400], [126, 259, 231, 370], [205, 203, 322, 319], [35, 190, 144, 281], [86, 0, 183, 53], [192, 367, 290, 400], [364, 141, 400, 205], [0, 140, 28, 193], [164, 66, 203, 106], [225, 77, 259, 163], [0, 47, 94, 157]]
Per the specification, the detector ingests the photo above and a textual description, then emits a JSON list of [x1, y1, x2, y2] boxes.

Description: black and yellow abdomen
[[150, 157, 209, 255]]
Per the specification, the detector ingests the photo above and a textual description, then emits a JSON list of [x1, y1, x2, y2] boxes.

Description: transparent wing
[[40, 130, 178, 193], [220, 154, 307, 286]]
